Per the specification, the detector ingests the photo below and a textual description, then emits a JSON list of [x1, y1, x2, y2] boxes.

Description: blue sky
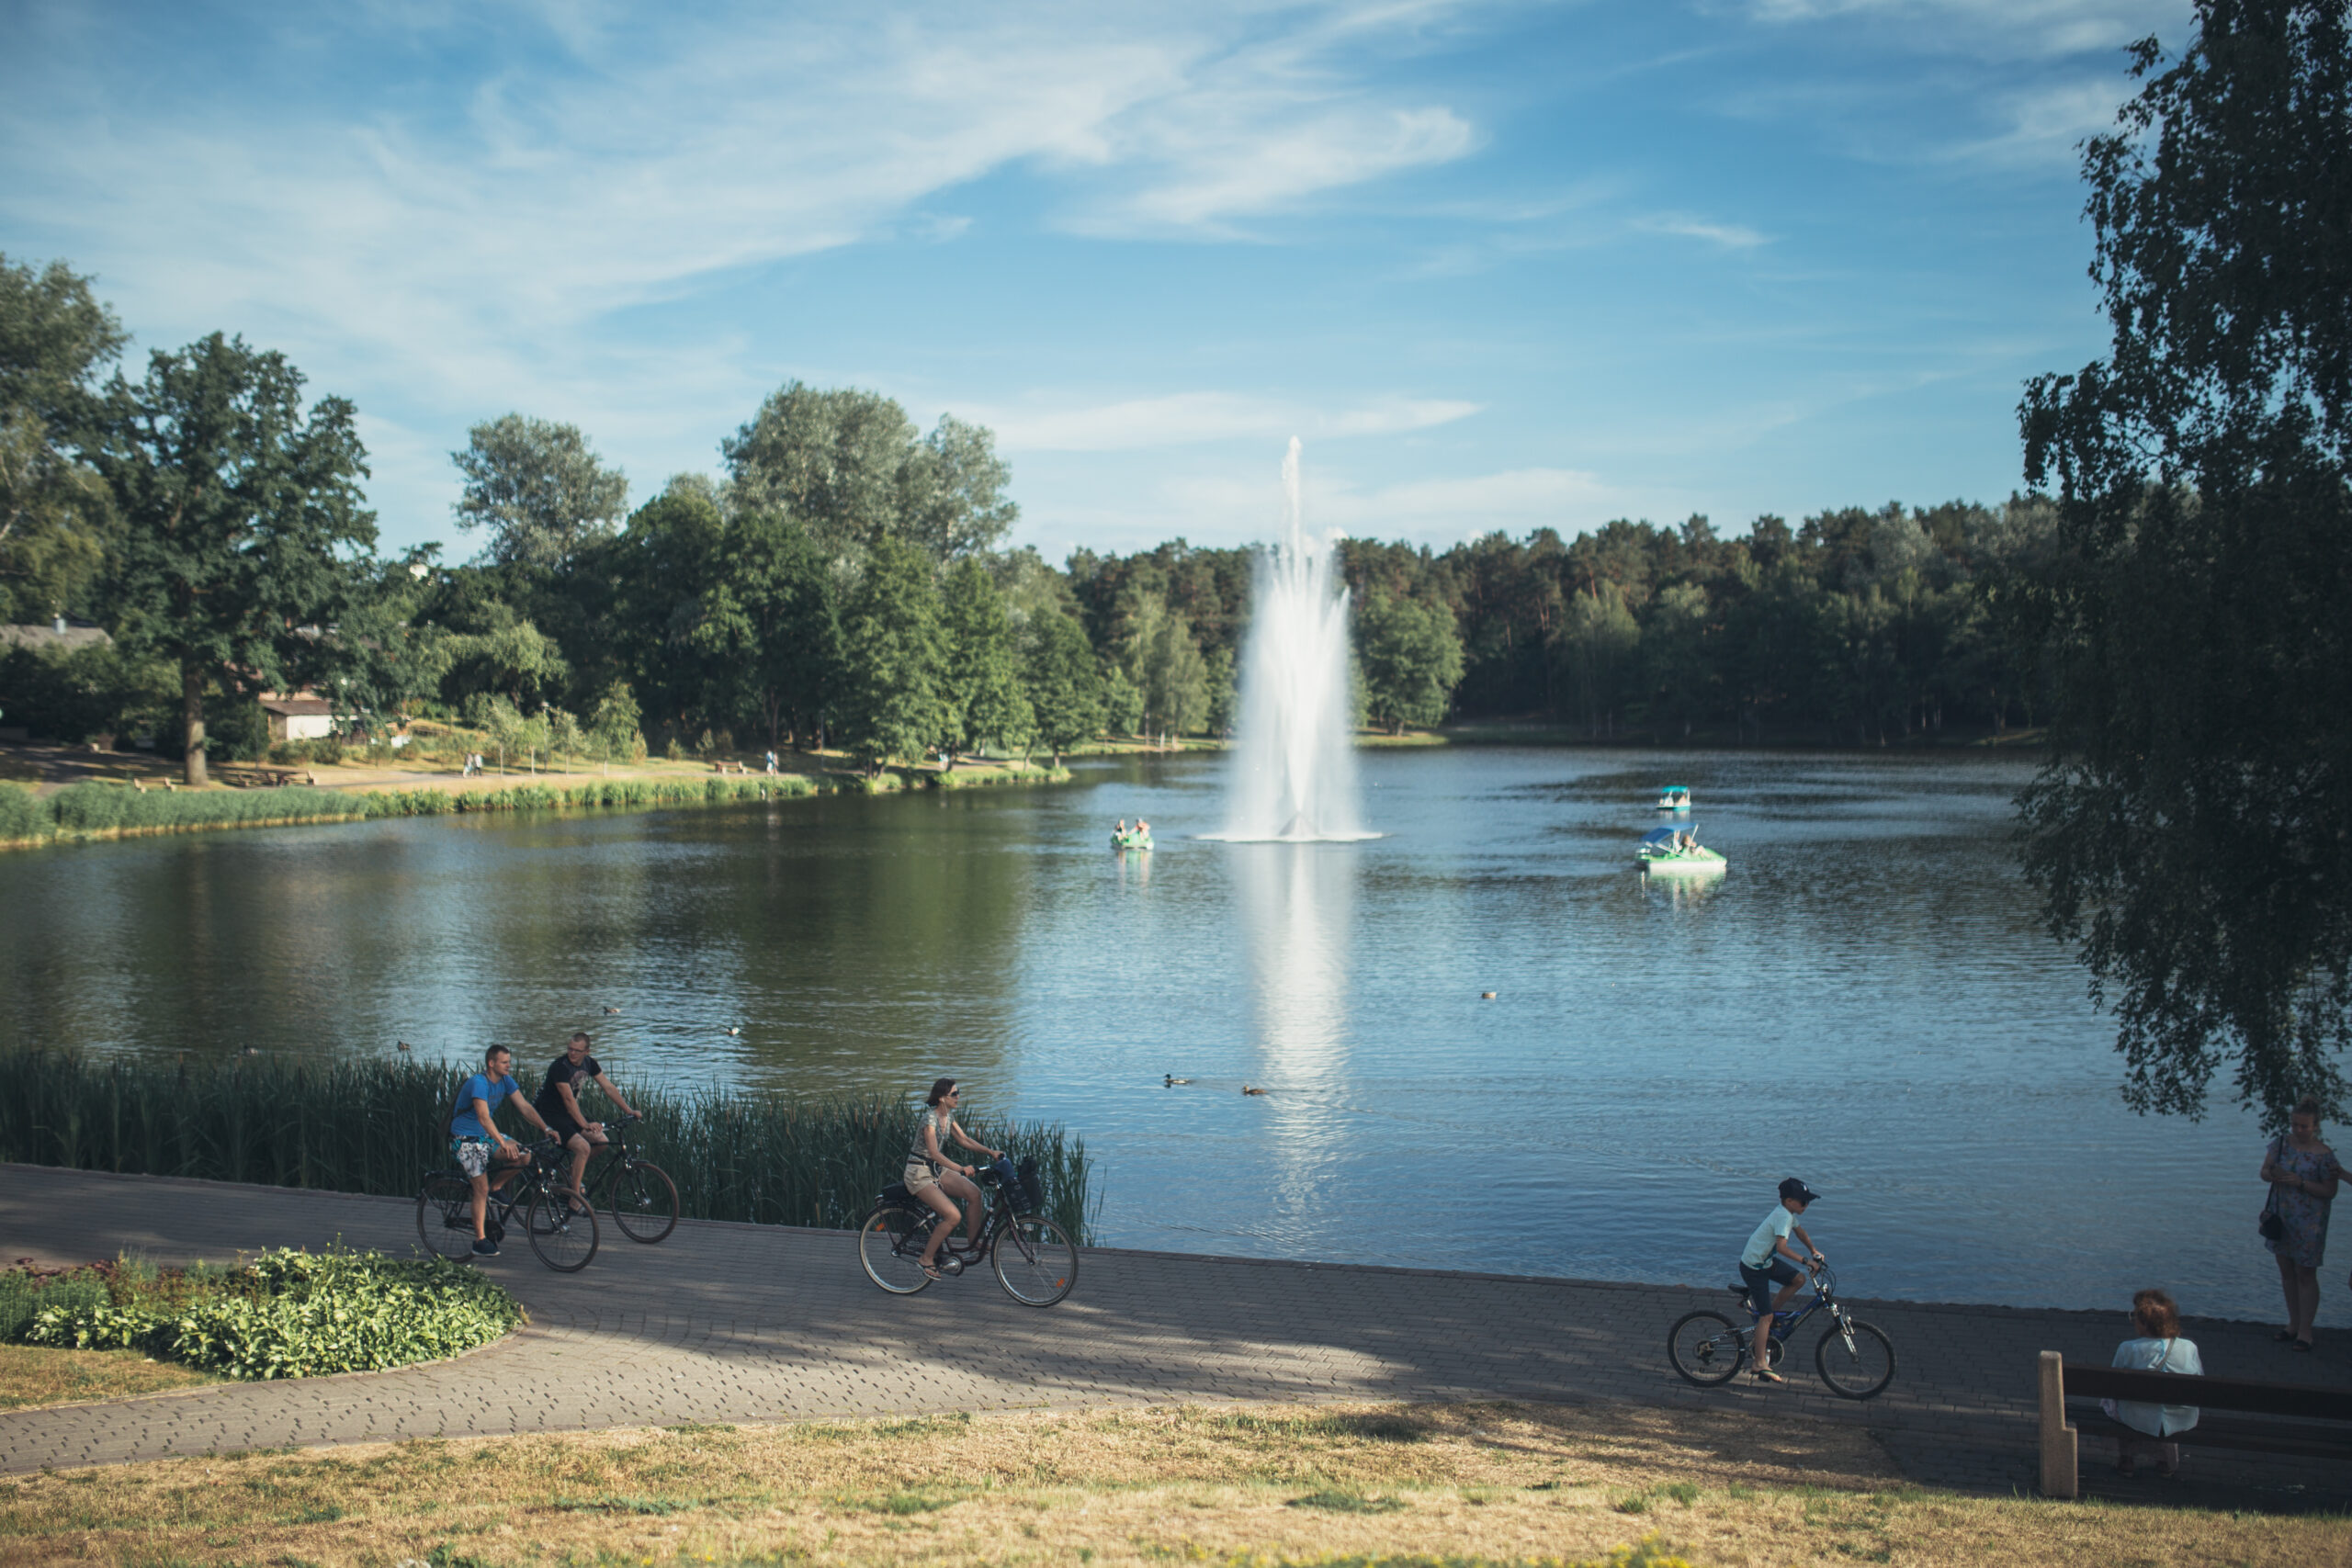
[[0, 0, 2187, 562]]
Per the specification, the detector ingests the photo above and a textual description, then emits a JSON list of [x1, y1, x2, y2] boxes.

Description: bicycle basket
[[1017, 1156, 1045, 1215]]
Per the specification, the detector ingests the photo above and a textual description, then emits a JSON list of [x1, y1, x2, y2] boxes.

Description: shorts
[[1740, 1258, 1801, 1319], [902, 1159, 940, 1194], [542, 1111, 590, 1145], [452, 1136, 493, 1179]]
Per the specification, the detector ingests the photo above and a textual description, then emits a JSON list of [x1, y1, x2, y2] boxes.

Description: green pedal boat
[[1638, 823, 1724, 874], [1112, 829, 1153, 851]]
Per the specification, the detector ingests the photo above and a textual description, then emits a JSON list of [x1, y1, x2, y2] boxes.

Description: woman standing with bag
[[2260, 1096, 2342, 1352]]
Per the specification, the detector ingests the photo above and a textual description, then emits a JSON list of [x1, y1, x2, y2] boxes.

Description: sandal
[[919, 1260, 944, 1281], [2292, 1338, 2315, 1353], [2273, 1329, 2299, 1343], [1751, 1368, 1787, 1384]]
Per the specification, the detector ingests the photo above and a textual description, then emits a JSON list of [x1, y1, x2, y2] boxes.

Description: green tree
[[688, 506, 841, 751], [1101, 663, 1145, 738], [836, 536, 948, 770], [1119, 590, 1210, 736], [443, 612, 569, 711], [0, 254, 125, 621], [941, 556, 1031, 762], [2016, 0, 2352, 1125], [97, 334, 373, 785], [722, 382, 1014, 565], [590, 681, 648, 763], [452, 413, 628, 570], [1551, 585, 1640, 735], [1355, 587, 1466, 734], [1023, 608, 1103, 765]]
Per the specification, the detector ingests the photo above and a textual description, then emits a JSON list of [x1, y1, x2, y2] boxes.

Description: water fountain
[[1211, 438, 1374, 842]]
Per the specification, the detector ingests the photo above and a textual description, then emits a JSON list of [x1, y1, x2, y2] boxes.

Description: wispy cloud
[[0, 1, 1492, 531], [1738, 0, 2188, 59], [982, 392, 1481, 452], [1633, 213, 1770, 249]]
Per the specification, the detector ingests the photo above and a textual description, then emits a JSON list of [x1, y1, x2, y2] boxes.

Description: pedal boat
[[1656, 785, 1691, 811], [1638, 824, 1724, 874], [1111, 829, 1153, 852]]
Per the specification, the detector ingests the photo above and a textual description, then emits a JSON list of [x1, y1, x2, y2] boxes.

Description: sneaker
[[472, 1237, 500, 1257]]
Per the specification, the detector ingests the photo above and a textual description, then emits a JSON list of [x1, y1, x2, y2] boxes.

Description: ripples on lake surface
[[0, 747, 2297, 1323]]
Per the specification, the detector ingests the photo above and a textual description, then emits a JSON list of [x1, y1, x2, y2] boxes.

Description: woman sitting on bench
[[2103, 1288, 2202, 1478]]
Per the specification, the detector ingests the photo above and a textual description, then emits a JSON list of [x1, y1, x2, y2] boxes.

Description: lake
[[0, 747, 2305, 1325]]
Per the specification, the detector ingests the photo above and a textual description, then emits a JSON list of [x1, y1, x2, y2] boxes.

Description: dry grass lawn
[[0, 1400, 2337, 1568], [0, 1345, 216, 1412]]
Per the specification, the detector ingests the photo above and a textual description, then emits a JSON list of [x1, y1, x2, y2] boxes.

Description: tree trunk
[[181, 661, 209, 787]]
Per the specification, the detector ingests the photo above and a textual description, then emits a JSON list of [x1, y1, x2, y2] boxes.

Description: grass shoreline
[[0, 757, 1072, 852], [0, 1399, 2332, 1568]]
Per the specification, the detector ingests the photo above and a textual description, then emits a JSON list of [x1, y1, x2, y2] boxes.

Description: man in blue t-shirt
[[1739, 1178, 1826, 1384], [449, 1044, 560, 1257]]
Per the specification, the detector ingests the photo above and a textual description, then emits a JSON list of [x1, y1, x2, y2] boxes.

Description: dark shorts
[[1740, 1258, 1801, 1319]]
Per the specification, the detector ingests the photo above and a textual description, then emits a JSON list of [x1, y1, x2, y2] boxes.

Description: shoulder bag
[[2259, 1138, 2287, 1243]]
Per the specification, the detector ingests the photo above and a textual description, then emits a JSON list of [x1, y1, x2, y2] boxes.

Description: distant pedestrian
[[2260, 1095, 2340, 1351], [2103, 1287, 2200, 1478], [765, 750, 778, 774]]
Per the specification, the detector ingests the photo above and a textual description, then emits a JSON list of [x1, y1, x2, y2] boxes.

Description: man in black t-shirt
[[535, 1032, 640, 1203]]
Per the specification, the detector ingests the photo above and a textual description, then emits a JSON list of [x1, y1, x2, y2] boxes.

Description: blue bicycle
[[1667, 1263, 1895, 1399]]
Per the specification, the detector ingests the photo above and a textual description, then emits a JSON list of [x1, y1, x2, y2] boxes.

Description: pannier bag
[[1018, 1155, 1046, 1216]]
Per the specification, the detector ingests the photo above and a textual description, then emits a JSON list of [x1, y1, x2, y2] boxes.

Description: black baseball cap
[[1779, 1178, 1822, 1203]]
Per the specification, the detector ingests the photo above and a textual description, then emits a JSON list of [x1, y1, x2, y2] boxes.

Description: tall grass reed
[[0, 1048, 1096, 1244], [2, 761, 1071, 852]]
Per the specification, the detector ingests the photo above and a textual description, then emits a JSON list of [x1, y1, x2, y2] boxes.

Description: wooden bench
[[2036, 1349, 2352, 1496]]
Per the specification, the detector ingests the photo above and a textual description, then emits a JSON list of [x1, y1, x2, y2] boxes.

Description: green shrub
[[16, 1248, 520, 1380], [0, 781, 47, 840]]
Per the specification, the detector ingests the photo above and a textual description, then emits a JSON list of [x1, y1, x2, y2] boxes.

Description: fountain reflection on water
[[1207, 439, 1376, 843]]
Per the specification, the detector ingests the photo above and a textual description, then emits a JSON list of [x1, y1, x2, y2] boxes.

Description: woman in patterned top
[[2260, 1096, 2341, 1352], [905, 1078, 1002, 1280]]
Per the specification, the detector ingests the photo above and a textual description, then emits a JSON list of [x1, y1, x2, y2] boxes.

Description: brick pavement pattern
[[2, 1165, 2343, 1506]]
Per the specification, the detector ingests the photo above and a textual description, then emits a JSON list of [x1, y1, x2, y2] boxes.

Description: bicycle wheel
[[607, 1159, 679, 1244], [858, 1205, 935, 1294], [416, 1173, 478, 1262], [992, 1216, 1078, 1307], [1666, 1310, 1747, 1386], [1815, 1319, 1896, 1400], [525, 1184, 601, 1272]]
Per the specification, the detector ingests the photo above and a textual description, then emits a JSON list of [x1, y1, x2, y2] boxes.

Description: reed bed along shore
[[0, 760, 1070, 851], [0, 1049, 1096, 1243]]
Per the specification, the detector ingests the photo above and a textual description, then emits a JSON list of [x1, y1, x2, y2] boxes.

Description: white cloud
[[981, 392, 1481, 452], [0, 2, 1491, 537], [1633, 213, 1770, 249], [1951, 77, 2131, 165], [1739, 0, 2188, 59]]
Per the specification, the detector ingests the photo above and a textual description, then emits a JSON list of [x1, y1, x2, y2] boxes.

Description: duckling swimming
[[1241, 1084, 1268, 1096]]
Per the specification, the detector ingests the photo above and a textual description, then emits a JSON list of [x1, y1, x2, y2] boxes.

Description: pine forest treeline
[[5, 251, 2058, 773]]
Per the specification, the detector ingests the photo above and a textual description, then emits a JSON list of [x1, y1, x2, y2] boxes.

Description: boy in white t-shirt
[[1739, 1178, 1826, 1383]]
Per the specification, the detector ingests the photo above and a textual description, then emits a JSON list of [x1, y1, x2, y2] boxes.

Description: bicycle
[[1667, 1262, 1896, 1399], [571, 1111, 680, 1244], [856, 1156, 1078, 1307], [417, 1136, 601, 1272]]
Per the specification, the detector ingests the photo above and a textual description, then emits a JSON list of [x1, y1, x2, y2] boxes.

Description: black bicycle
[[417, 1137, 601, 1272], [573, 1112, 680, 1244], [857, 1157, 1078, 1307], [1667, 1262, 1895, 1399]]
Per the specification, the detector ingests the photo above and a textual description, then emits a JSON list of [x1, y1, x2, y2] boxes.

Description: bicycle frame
[[1740, 1267, 1860, 1362]]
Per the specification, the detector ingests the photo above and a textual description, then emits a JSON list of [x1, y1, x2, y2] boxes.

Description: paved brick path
[[2, 1165, 2343, 1506]]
